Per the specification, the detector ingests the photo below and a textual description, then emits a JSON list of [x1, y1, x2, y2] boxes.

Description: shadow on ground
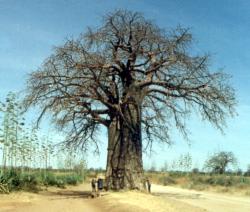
[[40, 190, 92, 200], [153, 192, 203, 200]]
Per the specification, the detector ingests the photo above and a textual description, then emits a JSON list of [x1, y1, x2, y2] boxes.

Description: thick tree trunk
[[106, 102, 144, 190]]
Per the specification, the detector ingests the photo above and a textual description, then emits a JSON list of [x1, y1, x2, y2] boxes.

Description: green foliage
[[244, 164, 250, 176], [169, 171, 186, 177], [40, 171, 84, 188], [177, 153, 192, 172], [0, 169, 85, 192], [41, 172, 58, 186], [204, 151, 237, 174], [0, 92, 88, 193], [21, 173, 39, 191], [60, 174, 82, 185], [0, 169, 39, 192], [0, 92, 24, 169], [192, 168, 199, 174]]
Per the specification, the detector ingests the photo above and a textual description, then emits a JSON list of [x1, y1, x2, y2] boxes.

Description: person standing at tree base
[[91, 178, 97, 193], [146, 178, 151, 193]]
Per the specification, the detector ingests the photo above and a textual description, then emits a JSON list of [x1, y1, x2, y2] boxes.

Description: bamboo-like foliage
[[0, 93, 87, 193], [0, 92, 24, 169], [0, 92, 57, 172]]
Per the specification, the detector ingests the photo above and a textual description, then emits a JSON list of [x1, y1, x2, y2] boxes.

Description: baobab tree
[[24, 10, 235, 190], [204, 151, 237, 174]]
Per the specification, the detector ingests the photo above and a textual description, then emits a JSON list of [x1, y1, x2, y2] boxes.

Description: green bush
[[0, 169, 84, 192], [20, 174, 39, 192], [169, 171, 185, 178], [0, 169, 39, 192], [41, 172, 84, 187], [42, 172, 57, 186], [63, 175, 79, 185], [0, 169, 21, 191]]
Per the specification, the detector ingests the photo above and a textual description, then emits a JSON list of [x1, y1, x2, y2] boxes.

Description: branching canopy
[[24, 10, 236, 150], [204, 151, 237, 174]]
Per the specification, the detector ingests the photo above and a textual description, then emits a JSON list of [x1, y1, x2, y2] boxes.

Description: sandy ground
[[0, 184, 102, 212], [1, 183, 250, 212], [152, 184, 250, 212], [99, 189, 204, 212], [0, 183, 202, 212]]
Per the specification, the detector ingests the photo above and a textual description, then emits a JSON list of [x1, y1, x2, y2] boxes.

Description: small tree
[[177, 153, 192, 172], [244, 164, 250, 176], [192, 168, 199, 174], [204, 151, 237, 174]]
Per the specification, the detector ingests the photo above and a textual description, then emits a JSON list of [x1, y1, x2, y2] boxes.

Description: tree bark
[[105, 102, 144, 190]]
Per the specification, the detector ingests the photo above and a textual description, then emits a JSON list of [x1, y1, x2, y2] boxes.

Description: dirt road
[[0, 184, 103, 212], [1, 183, 249, 212], [0, 183, 203, 212], [152, 184, 250, 212]]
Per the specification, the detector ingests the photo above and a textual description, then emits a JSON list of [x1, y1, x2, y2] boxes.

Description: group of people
[[91, 177, 151, 193], [91, 178, 104, 193]]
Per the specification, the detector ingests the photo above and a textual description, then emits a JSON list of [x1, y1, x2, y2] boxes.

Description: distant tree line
[[157, 151, 250, 176]]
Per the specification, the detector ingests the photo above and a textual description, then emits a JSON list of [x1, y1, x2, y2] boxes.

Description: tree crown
[[24, 10, 236, 150], [204, 151, 237, 174]]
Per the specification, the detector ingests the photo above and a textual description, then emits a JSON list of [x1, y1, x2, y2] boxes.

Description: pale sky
[[0, 0, 250, 170]]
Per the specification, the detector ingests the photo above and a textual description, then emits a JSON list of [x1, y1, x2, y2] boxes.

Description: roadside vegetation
[[146, 152, 250, 196], [0, 169, 86, 193], [147, 171, 250, 192], [0, 92, 87, 194]]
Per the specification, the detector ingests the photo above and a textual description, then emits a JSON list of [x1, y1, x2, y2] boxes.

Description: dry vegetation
[[145, 171, 250, 196]]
